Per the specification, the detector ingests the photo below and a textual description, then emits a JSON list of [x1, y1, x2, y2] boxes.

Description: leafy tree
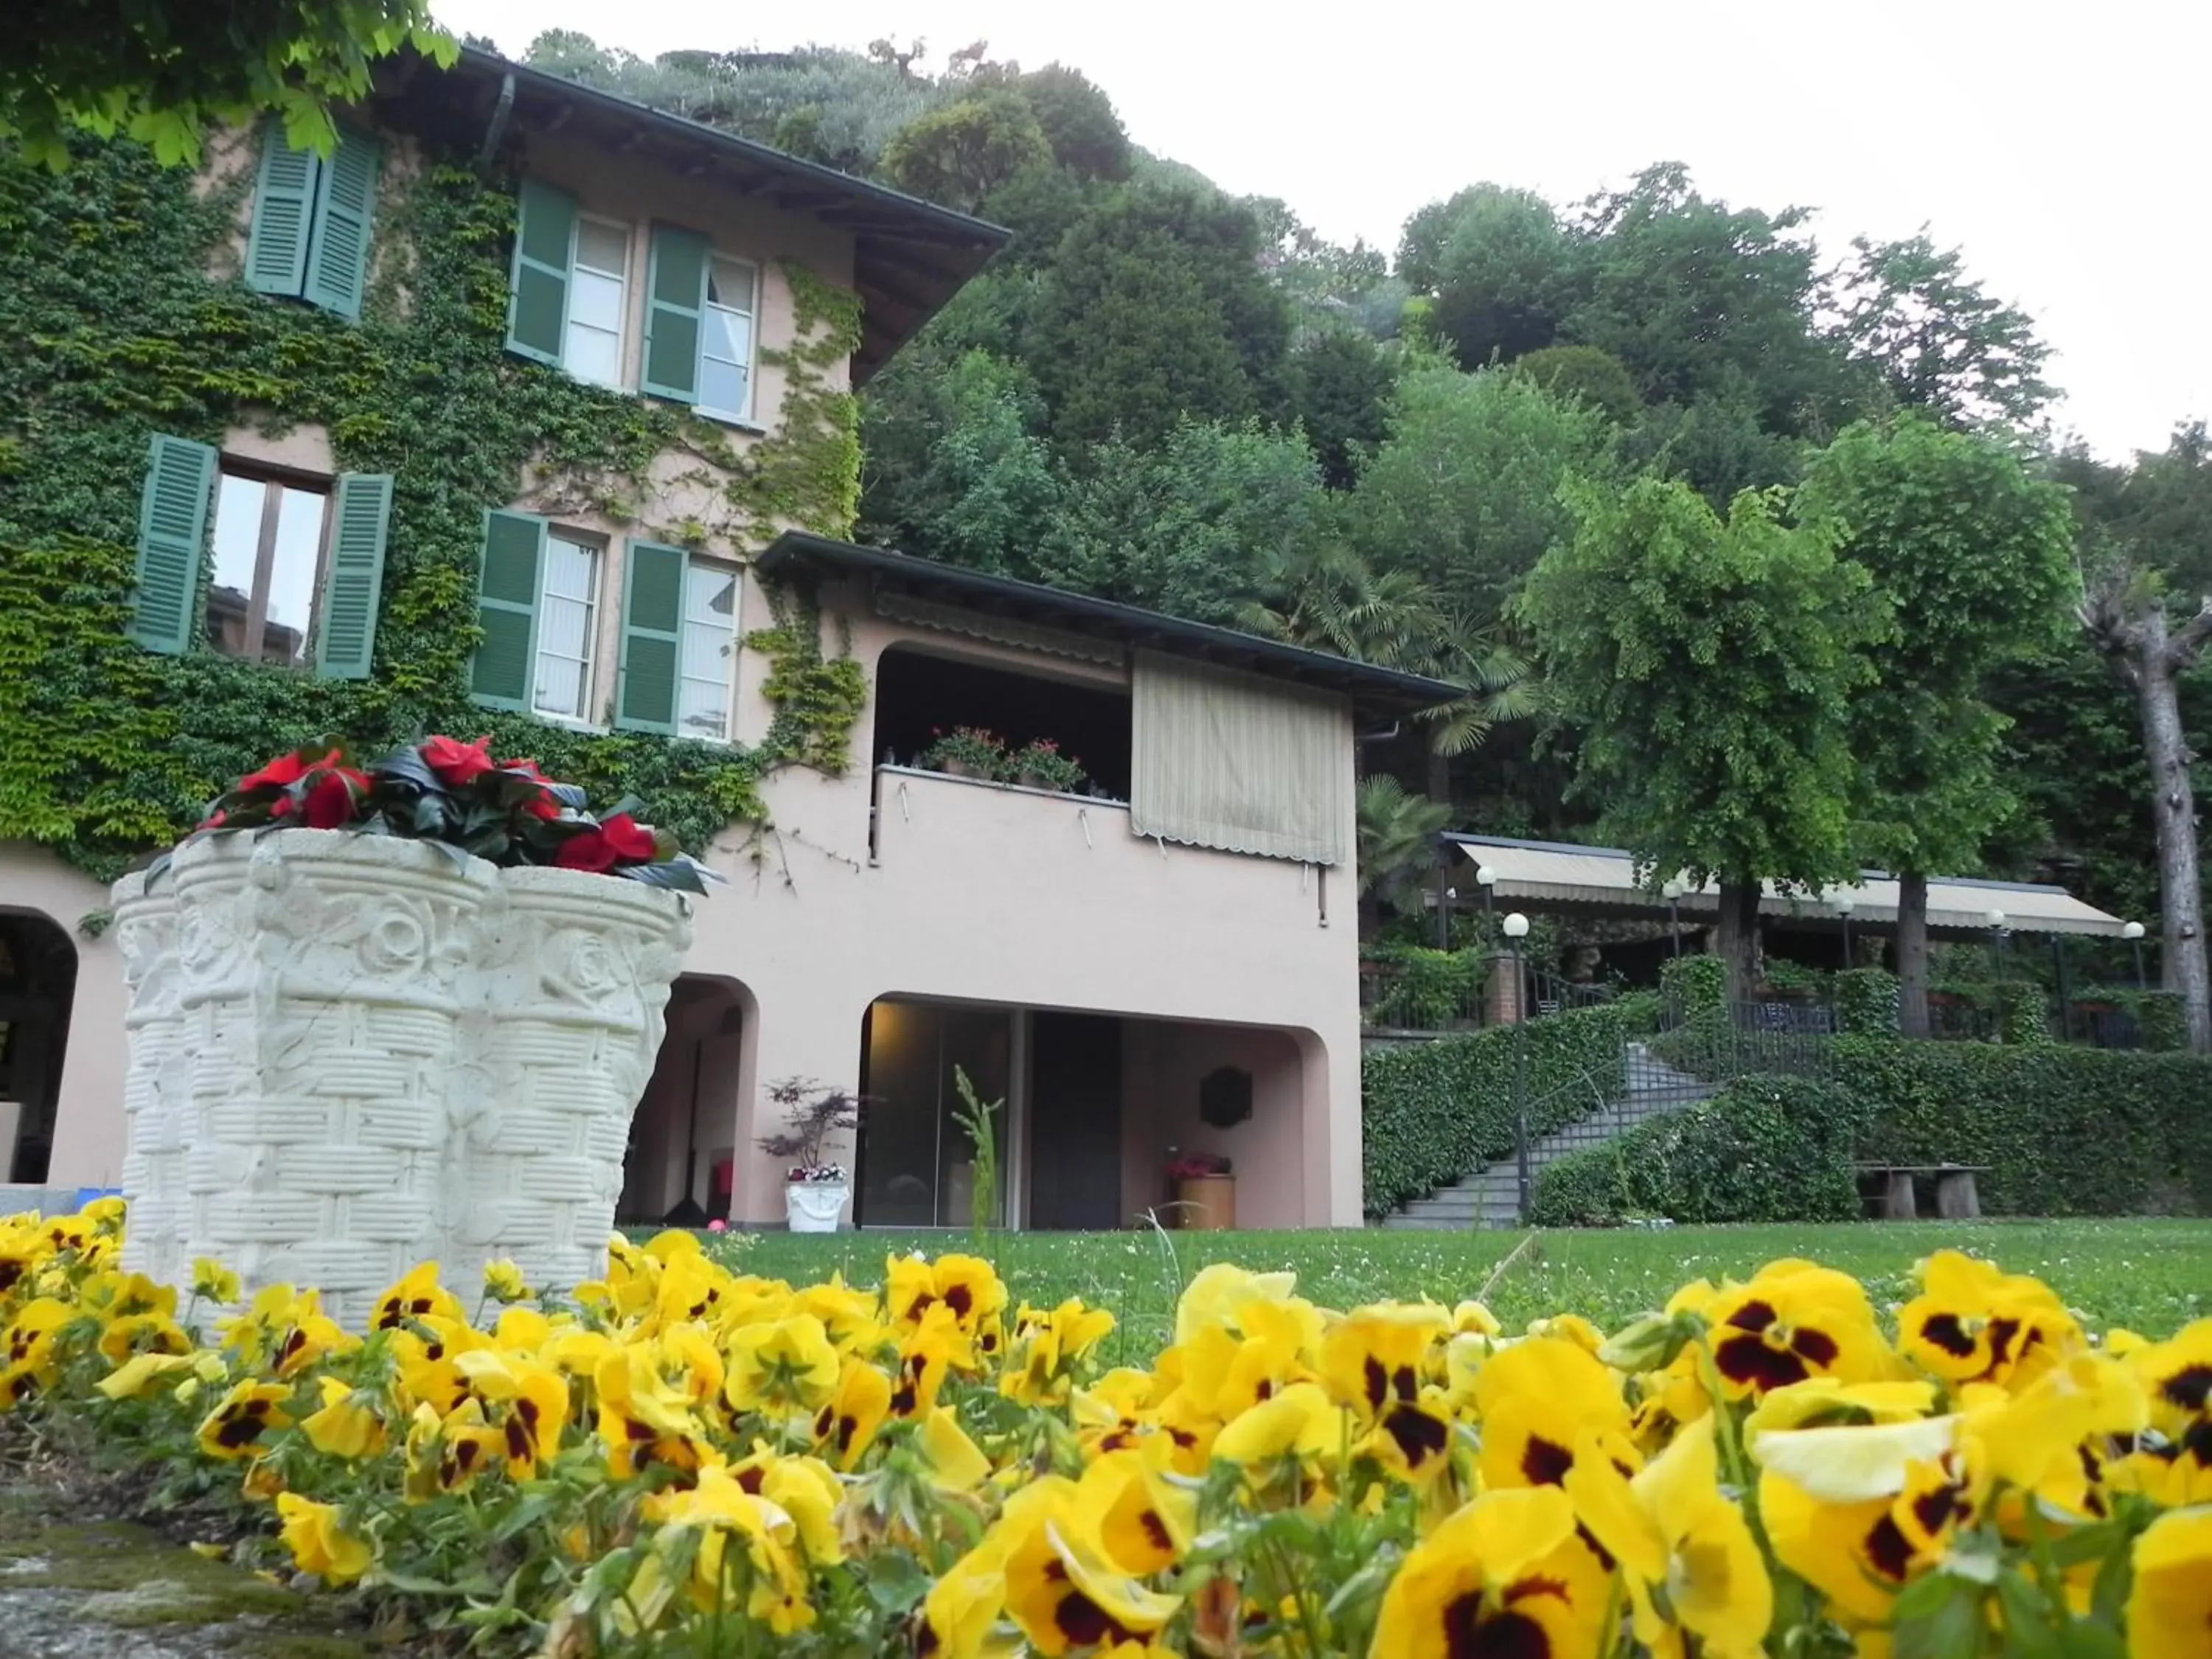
[[1029, 184, 1291, 447], [1518, 477, 1881, 998], [1618, 371, 1812, 504], [1012, 64, 1130, 180], [1511, 344, 1641, 425], [7, 0, 453, 168], [977, 161, 1100, 269], [1287, 332, 1397, 489], [1030, 420, 1327, 623], [1829, 233, 2056, 431], [1357, 776, 1453, 935], [2080, 566, 2212, 1052], [1349, 360, 1615, 622], [1797, 417, 2076, 1034], [880, 89, 1052, 214], [1397, 184, 1581, 369], [860, 350, 1059, 574], [1566, 164, 1848, 435]]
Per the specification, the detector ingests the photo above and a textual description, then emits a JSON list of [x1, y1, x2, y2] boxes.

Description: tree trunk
[[1896, 869, 1931, 1037], [1716, 876, 1761, 1004], [2130, 614, 2212, 1051], [2083, 582, 2212, 1055]]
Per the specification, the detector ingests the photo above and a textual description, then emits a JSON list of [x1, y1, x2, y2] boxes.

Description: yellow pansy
[[96, 1350, 196, 1399], [2126, 1505, 2212, 1659], [723, 1312, 840, 1415], [998, 1478, 1181, 1657], [190, 1258, 241, 1304], [1369, 1486, 1610, 1659], [812, 1355, 893, 1471], [1473, 1335, 1629, 1492], [481, 1259, 529, 1304], [195, 1379, 292, 1460], [1898, 1249, 2083, 1389], [275, 1493, 372, 1583], [371, 1262, 464, 1331], [301, 1377, 386, 1459], [1704, 1262, 1899, 1399]]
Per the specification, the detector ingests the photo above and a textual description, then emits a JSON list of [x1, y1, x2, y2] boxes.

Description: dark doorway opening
[[1027, 1012, 1124, 1230], [872, 647, 1133, 801], [0, 911, 78, 1184]]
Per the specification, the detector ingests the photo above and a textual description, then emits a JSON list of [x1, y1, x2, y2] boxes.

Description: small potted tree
[[1011, 739, 1087, 795], [756, 1077, 865, 1233], [1167, 1151, 1235, 1231], [918, 727, 1009, 782]]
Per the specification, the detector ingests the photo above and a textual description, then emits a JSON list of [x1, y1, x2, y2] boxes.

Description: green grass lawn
[[698, 1220, 2212, 1363]]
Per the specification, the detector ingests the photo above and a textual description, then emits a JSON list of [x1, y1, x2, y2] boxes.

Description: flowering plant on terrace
[[1, 1203, 2208, 1659], [170, 734, 713, 891]]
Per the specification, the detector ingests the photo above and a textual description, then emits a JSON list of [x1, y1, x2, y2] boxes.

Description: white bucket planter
[[785, 1181, 849, 1234], [115, 829, 691, 1328]]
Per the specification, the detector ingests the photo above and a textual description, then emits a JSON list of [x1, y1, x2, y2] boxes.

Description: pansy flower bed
[[2, 1203, 2208, 1657]]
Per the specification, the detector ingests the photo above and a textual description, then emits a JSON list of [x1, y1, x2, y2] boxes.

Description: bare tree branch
[[2167, 595, 2212, 672]]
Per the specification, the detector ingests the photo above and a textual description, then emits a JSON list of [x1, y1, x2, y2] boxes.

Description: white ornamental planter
[[115, 830, 692, 1329], [785, 1181, 849, 1234]]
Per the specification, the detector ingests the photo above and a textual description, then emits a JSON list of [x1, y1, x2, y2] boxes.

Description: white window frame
[[532, 529, 604, 725], [563, 215, 632, 389], [676, 554, 742, 742], [696, 254, 759, 425]]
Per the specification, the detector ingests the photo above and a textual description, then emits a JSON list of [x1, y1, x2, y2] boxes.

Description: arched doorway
[[618, 975, 754, 1227], [0, 910, 77, 1184]]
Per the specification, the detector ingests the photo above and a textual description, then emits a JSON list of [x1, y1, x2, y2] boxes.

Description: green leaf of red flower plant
[[619, 856, 709, 893]]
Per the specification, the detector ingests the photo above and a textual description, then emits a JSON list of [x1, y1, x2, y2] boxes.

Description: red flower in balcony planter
[[422, 734, 495, 787], [237, 747, 337, 793], [554, 812, 659, 873], [298, 768, 366, 828]]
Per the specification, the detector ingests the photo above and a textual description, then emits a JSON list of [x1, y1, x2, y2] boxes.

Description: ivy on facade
[[0, 135, 869, 883]]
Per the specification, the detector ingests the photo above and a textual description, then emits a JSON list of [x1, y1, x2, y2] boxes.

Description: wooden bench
[[1855, 1163, 1988, 1221]]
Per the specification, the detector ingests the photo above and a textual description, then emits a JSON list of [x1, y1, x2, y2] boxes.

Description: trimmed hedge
[[1362, 1003, 1628, 1217], [1836, 1037, 2212, 1216], [1530, 1077, 1869, 1227], [1364, 944, 1486, 1030], [1835, 967, 1899, 1035]]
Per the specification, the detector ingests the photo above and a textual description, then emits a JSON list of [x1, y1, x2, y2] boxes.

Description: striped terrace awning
[[1447, 835, 2129, 939]]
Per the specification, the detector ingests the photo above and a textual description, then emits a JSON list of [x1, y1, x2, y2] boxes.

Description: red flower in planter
[[422, 734, 495, 787], [239, 748, 338, 793], [496, 756, 565, 819], [299, 768, 366, 828], [554, 812, 658, 872]]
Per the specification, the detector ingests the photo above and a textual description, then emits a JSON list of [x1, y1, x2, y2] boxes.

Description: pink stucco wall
[[0, 844, 128, 1191], [1120, 1022, 1310, 1230]]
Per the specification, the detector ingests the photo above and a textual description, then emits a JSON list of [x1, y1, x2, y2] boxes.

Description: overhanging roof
[[372, 47, 1009, 382], [1448, 834, 2128, 939], [757, 532, 1464, 714]]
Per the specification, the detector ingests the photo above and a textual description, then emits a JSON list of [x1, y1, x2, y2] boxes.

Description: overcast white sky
[[442, 0, 2208, 461]]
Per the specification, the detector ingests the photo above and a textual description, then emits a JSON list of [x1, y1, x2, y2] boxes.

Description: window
[[534, 533, 602, 720], [129, 433, 392, 672], [564, 218, 630, 387], [244, 120, 380, 319], [205, 469, 330, 667], [698, 257, 757, 422], [678, 560, 739, 740]]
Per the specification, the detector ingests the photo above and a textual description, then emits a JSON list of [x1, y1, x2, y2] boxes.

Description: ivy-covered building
[[0, 49, 1450, 1231]]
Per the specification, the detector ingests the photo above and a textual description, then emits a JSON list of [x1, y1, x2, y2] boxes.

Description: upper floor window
[[565, 219, 630, 388], [125, 433, 392, 679], [244, 120, 380, 320], [699, 257, 757, 422], [208, 468, 330, 667]]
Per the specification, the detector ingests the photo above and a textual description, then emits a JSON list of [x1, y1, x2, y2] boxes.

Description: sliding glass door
[[857, 1000, 1011, 1228]]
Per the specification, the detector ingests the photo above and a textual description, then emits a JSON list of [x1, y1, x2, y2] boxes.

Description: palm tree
[[1356, 775, 1453, 937]]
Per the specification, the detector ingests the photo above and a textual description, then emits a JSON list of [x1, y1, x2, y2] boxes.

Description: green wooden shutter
[[245, 122, 320, 297], [130, 434, 217, 654], [641, 226, 708, 403], [472, 509, 546, 709], [303, 128, 380, 319], [313, 473, 393, 679], [615, 541, 686, 733], [505, 180, 577, 366]]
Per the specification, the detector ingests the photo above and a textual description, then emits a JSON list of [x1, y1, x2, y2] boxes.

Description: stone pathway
[[0, 1475, 381, 1659]]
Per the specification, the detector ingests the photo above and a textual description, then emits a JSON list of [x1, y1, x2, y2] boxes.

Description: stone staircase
[[1380, 1043, 1711, 1231]]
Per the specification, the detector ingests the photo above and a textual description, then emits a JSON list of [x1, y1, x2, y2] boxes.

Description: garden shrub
[[1362, 1002, 1627, 1216], [1660, 953, 1727, 1016], [1611, 987, 1662, 1037], [1364, 944, 1485, 1030], [1837, 1037, 2212, 1215], [1834, 967, 1899, 1035], [1530, 1076, 1870, 1226], [2135, 990, 2185, 1052], [1992, 978, 2054, 1046]]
